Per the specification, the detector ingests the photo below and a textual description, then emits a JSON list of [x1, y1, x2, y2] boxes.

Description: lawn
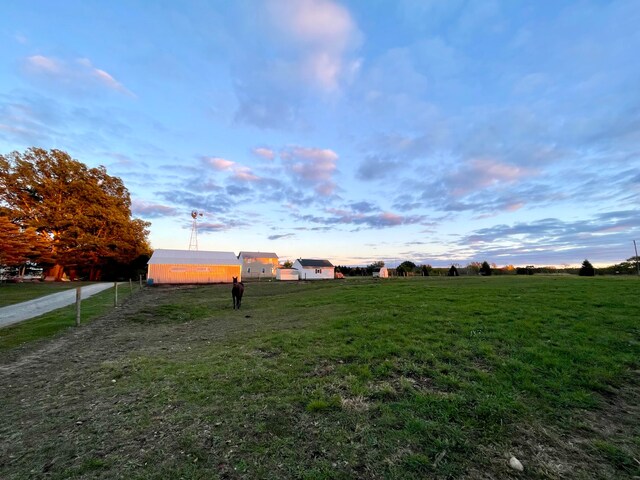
[[1, 276, 638, 479], [0, 281, 99, 307]]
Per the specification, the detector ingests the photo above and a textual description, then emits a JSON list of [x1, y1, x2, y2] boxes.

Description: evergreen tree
[[579, 259, 595, 276], [480, 261, 492, 276]]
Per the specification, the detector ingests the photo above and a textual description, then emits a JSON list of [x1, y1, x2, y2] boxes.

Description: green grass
[[0, 281, 99, 307], [1, 276, 639, 479], [0, 284, 141, 351]]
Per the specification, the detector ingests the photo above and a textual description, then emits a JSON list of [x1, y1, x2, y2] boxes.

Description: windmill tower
[[188, 210, 203, 251]]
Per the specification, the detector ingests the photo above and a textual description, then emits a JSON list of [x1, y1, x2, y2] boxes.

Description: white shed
[[292, 259, 335, 280], [373, 267, 389, 278], [147, 249, 241, 284], [276, 268, 299, 281]]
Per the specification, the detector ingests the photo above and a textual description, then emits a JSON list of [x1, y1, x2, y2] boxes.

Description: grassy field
[[0, 283, 142, 351], [1, 276, 638, 479], [0, 281, 99, 307]]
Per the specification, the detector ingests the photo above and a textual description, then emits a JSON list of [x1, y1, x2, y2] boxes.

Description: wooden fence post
[[75, 287, 82, 326], [114, 282, 118, 307]]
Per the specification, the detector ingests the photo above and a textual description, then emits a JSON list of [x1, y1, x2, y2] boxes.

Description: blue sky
[[1, 0, 639, 267]]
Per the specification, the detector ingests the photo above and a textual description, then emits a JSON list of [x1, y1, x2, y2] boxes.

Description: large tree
[[0, 148, 151, 280]]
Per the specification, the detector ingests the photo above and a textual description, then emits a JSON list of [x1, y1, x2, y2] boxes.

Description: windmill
[[189, 210, 203, 251]]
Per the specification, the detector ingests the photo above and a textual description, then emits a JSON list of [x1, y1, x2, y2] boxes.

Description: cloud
[[131, 200, 178, 218], [266, 0, 362, 91], [455, 210, 640, 265], [232, 0, 362, 129], [198, 219, 249, 233], [203, 156, 261, 182], [232, 166, 259, 182], [296, 208, 426, 229], [280, 146, 339, 196], [445, 158, 537, 197], [356, 155, 403, 181], [206, 156, 235, 171], [268, 233, 296, 240], [253, 147, 275, 160], [348, 201, 377, 213], [22, 55, 135, 97]]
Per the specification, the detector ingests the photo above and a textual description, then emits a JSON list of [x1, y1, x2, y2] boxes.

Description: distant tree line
[[335, 257, 640, 278], [0, 148, 151, 281]]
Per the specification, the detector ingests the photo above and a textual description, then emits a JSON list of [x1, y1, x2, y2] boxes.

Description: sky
[[1, 0, 639, 268]]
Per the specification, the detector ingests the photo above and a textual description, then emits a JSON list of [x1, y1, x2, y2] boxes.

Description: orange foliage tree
[[0, 148, 151, 280]]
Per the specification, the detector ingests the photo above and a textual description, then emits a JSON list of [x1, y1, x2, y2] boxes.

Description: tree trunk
[[46, 264, 65, 281]]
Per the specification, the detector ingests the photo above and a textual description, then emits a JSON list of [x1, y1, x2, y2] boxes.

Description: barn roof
[[238, 251, 279, 259], [148, 249, 241, 265], [297, 259, 334, 268]]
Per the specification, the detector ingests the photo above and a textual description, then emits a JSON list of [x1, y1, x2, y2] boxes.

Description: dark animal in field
[[232, 277, 244, 309]]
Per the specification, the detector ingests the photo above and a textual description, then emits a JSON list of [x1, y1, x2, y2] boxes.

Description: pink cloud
[[448, 158, 537, 197], [233, 166, 260, 182], [281, 146, 339, 195], [204, 156, 261, 182], [206, 157, 235, 171], [253, 147, 275, 160]]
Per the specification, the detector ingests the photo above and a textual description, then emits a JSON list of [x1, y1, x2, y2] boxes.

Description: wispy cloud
[[268, 233, 296, 240], [131, 199, 178, 218], [297, 208, 426, 229], [22, 55, 135, 97]]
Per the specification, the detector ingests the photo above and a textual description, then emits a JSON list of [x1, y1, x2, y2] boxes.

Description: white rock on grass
[[509, 456, 524, 472]]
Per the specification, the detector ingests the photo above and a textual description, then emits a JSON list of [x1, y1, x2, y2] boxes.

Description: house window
[[315, 269, 322, 274]]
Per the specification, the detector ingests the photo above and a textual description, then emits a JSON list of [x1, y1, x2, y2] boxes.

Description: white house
[[276, 268, 299, 281], [238, 251, 279, 279], [292, 259, 335, 280], [147, 249, 242, 284]]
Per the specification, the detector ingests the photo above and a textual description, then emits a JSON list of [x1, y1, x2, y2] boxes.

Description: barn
[[292, 259, 335, 280], [238, 251, 279, 279], [147, 249, 242, 284]]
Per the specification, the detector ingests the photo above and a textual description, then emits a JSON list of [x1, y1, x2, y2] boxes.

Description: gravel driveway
[[0, 283, 117, 328]]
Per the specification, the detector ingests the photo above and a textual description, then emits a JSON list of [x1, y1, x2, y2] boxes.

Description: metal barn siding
[[147, 249, 242, 284], [148, 264, 241, 284]]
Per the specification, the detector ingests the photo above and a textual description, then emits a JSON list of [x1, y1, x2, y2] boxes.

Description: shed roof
[[297, 259, 334, 268], [148, 249, 241, 265], [238, 251, 279, 259]]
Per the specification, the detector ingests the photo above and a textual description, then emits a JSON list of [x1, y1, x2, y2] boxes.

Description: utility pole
[[634, 240, 639, 276]]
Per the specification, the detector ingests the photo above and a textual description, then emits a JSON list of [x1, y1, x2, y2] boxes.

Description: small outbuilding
[[147, 249, 242, 284], [292, 258, 335, 280], [276, 268, 299, 281], [372, 267, 389, 278], [238, 251, 279, 279]]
